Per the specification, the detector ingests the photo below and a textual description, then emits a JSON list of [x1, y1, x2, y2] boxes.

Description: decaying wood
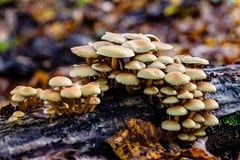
[[0, 64, 239, 159]]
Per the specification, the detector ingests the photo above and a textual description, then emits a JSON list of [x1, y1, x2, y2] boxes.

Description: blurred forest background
[[0, 0, 240, 103]]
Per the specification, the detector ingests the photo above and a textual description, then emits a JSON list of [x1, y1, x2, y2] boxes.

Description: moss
[[221, 111, 240, 126]]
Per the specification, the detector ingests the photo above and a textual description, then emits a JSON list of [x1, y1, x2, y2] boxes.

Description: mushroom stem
[[111, 58, 118, 71], [82, 77, 89, 85], [17, 118, 21, 125], [167, 131, 174, 143], [126, 85, 132, 94], [48, 114, 53, 124], [84, 96, 90, 112], [89, 104, 96, 112], [188, 111, 196, 119], [86, 58, 92, 65], [149, 95, 154, 105], [203, 110, 209, 116], [146, 80, 153, 87], [174, 116, 179, 123]]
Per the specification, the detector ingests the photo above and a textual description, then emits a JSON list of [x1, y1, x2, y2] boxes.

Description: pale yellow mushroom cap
[[101, 32, 127, 44], [143, 87, 159, 95], [60, 86, 81, 98], [193, 114, 205, 123], [184, 99, 205, 111], [20, 86, 37, 96], [147, 61, 165, 69], [180, 82, 197, 91], [166, 106, 188, 116], [203, 99, 219, 110], [122, 39, 156, 53], [177, 89, 193, 99], [194, 123, 202, 129], [8, 116, 18, 122], [124, 60, 146, 70], [204, 115, 219, 126], [185, 69, 207, 80], [97, 45, 135, 58], [81, 82, 101, 97], [137, 68, 165, 80], [93, 41, 113, 50], [181, 57, 209, 65], [49, 76, 72, 87], [165, 63, 185, 73], [11, 94, 25, 102], [116, 73, 140, 86], [163, 96, 179, 104], [100, 84, 109, 92], [95, 78, 108, 85], [108, 70, 122, 79], [144, 34, 160, 41], [164, 72, 190, 85], [160, 87, 177, 95], [161, 120, 181, 131], [69, 64, 98, 78], [192, 90, 203, 98], [91, 62, 112, 72], [123, 33, 151, 41], [182, 119, 196, 129], [43, 107, 56, 115], [13, 111, 25, 118], [36, 88, 43, 98], [71, 45, 99, 58], [134, 53, 157, 63], [188, 134, 196, 141], [40, 89, 62, 102], [10, 86, 24, 95], [194, 129, 206, 136], [197, 82, 217, 92], [158, 56, 174, 64], [152, 41, 173, 51], [178, 133, 189, 141], [89, 96, 101, 105]]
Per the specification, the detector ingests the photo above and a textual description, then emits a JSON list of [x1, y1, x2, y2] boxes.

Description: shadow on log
[[0, 64, 240, 159]]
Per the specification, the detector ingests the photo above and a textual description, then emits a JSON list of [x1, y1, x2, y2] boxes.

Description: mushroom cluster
[[8, 32, 219, 143]]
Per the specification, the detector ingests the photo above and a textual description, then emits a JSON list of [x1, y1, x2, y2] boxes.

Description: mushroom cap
[[100, 84, 109, 92], [43, 107, 56, 115], [49, 76, 72, 87], [20, 86, 37, 96], [153, 79, 164, 85], [95, 78, 108, 84], [97, 45, 135, 58], [193, 114, 205, 123], [137, 68, 165, 80], [194, 130, 206, 136], [8, 116, 18, 122], [164, 72, 190, 85], [178, 133, 189, 141], [101, 32, 127, 44], [124, 60, 146, 70], [188, 134, 197, 141], [185, 69, 207, 80], [184, 99, 205, 111], [194, 123, 202, 129], [143, 87, 159, 95], [180, 82, 197, 91], [116, 73, 140, 86], [60, 86, 81, 98], [153, 41, 173, 51], [163, 96, 179, 104], [181, 57, 209, 65], [165, 63, 185, 73], [122, 39, 156, 53], [166, 106, 188, 116], [192, 90, 203, 98], [71, 45, 99, 58], [69, 64, 98, 78], [40, 89, 61, 102], [89, 96, 101, 105], [160, 87, 177, 95], [108, 70, 122, 79], [177, 89, 193, 99], [182, 118, 196, 129], [197, 82, 217, 92], [123, 33, 151, 41], [155, 92, 165, 98], [144, 34, 160, 41], [134, 53, 157, 63], [36, 88, 43, 98], [13, 111, 25, 118], [11, 93, 25, 102], [91, 62, 112, 72], [158, 56, 174, 64], [93, 41, 113, 50], [147, 61, 166, 69], [204, 115, 219, 126], [10, 86, 24, 95], [203, 99, 219, 110], [161, 120, 181, 131], [81, 82, 101, 97]]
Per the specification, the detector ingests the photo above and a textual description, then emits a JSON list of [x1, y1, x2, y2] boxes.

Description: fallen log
[[0, 64, 239, 159]]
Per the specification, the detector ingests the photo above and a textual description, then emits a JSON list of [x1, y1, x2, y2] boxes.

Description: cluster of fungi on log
[[8, 32, 219, 143]]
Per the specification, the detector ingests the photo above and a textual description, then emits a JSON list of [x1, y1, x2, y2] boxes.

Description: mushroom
[[163, 96, 179, 106], [180, 57, 209, 67], [93, 41, 113, 50], [166, 106, 188, 122], [197, 82, 217, 93], [192, 90, 203, 98], [19, 86, 37, 111], [10, 85, 24, 95], [180, 82, 197, 92], [70, 45, 99, 65], [8, 116, 18, 123], [116, 73, 140, 93], [49, 76, 72, 89], [184, 99, 205, 119], [188, 134, 197, 141], [122, 39, 156, 53], [100, 84, 109, 97], [91, 62, 112, 78], [137, 68, 165, 87], [152, 41, 173, 51], [192, 113, 205, 123], [147, 61, 166, 69], [144, 34, 160, 41], [158, 56, 174, 65], [123, 33, 151, 41], [43, 107, 56, 124], [108, 70, 122, 87], [101, 32, 127, 44], [182, 118, 197, 129], [133, 52, 158, 64], [11, 93, 25, 111], [185, 68, 207, 82], [203, 99, 219, 116], [143, 86, 159, 104], [69, 64, 98, 84], [12, 111, 25, 125], [88, 96, 101, 112], [160, 87, 177, 96], [177, 89, 193, 104], [161, 120, 181, 142], [124, 60, 146, 74], [164, 72, 190, 86], [97, 45, 135, 70], [200, 115, 219, 132], [164, 63, 185, 73], [177, 133, 189, 141], [194, 129, 206, 137]]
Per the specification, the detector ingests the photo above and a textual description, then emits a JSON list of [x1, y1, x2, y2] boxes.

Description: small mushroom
[[178, 133, 189, 141], [185, 68, 207, 82], [8, 116, 18, 123], [164, 72, 190, 89], [144, 34, 160, 41], [93, 41, 113, 50], [182, 118, 196, 129], [147, 61, 166, 69], [116, 73, 140, 93], [43, 107, 56, 124], [203, 99, 219, 116], [152, 41, 173, 51], [91, 62, 112, 78], [165, 63, 185, 73], [88, 96, 101, 112], [192, 90, 203, 98], [143, 86, 159, 104], [123, 33, 151, 41], [163, 96, 179, 105], [184, 99, 205, 118], [12, 111, 25, 125], [49, 76, 72, 89], [122, 39, 156, 53], [180, 82, 197, 91], [161, 120, 181, 142], [200, 115, 219, 132], [180, 57, 209, 67], [158, 56, 174, 65], [188, 134, 197, 141], [10, 86, 24, 95], [100, 84, 109, 97], [160, 87, 177, 96], [124, 60, 146, 74], [108, 70, 122, 87], [193, 113, 205, 123], [11, 94, 25, 111], [177, 89, 193, 104], [166, 106, 188, 122], [133, 52, 158, 64], [19, 86, 37, 111], [197, 82, 217, 93], [101, 32, 127, 44], [194, 129, 206, 137]]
